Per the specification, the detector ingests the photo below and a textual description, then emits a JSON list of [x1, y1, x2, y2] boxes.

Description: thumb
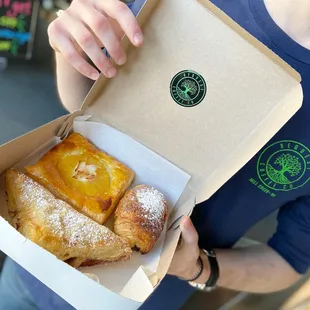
[[180, 216, 199, 247]]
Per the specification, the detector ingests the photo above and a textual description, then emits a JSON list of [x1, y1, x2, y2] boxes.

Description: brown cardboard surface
[[199, 0, 301, 82], [0, 115, 68, 175], [0, 0, 304, 308], [81, 0, 300, 112], [81, 0, 303, 202]]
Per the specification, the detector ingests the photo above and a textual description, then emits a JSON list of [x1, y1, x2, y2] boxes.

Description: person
[[1, 0, 310, 309]]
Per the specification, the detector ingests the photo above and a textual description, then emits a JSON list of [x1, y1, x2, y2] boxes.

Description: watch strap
[[203, 248, 219, 288]]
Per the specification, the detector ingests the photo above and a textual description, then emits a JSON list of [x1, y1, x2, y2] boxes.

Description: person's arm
[[212, 244, 300, 292], [49, 0, 145, 111], [55, 52, 94, 112], [169, 196, 310, 293]]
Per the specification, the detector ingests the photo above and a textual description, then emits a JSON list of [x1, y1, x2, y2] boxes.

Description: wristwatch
[[188, 248, 220, 292]]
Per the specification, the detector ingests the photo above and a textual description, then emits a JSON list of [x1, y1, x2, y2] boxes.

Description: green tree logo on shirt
[[257, 140, 310, 191], [267, 154, 302, 184]]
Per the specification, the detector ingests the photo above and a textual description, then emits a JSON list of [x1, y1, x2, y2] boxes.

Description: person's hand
[[168, 216, 208, 282], [47, 0, 144, 80]]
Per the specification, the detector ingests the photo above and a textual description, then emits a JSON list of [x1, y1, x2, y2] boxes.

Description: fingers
[[96, 0, 144, 46], [48, 23, 100, 80], [180, 216, 199, 247], [168, 217, 200, 279], [66, 14, 118, 78], [81, 6, 127, 66], [48, 0, 143, 80]]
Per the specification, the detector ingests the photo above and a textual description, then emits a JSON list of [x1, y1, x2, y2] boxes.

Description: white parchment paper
[[7, 119, 190, 301], [72, 119, 190, 296]]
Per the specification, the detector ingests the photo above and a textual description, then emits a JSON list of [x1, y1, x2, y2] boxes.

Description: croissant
[[114, 185, 168, 254], [25, 133, 135, 224], [6, 169, 132, 268]]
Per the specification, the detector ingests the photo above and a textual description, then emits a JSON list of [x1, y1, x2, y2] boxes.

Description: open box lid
[[0, 1, 304, 307], [79, 0, 303, 203]]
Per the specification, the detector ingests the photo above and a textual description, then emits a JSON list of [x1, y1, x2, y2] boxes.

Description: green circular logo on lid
[[170, 70, 207, 107]]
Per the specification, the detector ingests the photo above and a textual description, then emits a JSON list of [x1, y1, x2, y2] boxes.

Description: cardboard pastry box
[[0, 0, 303, 309]]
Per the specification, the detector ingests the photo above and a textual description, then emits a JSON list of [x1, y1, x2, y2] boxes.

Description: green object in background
[[0, 0, 40, 59]]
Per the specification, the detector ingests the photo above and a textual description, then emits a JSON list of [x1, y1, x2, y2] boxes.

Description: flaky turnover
[[114, 185, 168, 254], [6, 169, 132, 268], [25, 133, 135, 224]]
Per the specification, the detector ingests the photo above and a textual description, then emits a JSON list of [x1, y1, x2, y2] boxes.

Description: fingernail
[[106, 67, 117, 78], [91, 72, 100, 80], [133, 32, 144, 45], [180, 216, 189, 229], [117, 55, 127, 65]]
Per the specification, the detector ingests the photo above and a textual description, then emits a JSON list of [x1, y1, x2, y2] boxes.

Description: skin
[[264, 0, 310, 49], [49, 0, 310, 292], [48, 0, 143, 80], [169, 217, 300, 293]]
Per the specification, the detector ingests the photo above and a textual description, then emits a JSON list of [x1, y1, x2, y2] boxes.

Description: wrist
[[179, 250, 211, 283], [195, 250, 211, 284], [188, 248, 220, 291], [178, 255, 203, 281]]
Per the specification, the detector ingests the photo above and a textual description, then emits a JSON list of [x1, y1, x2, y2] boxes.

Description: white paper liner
[[1, 119, 190, 302]]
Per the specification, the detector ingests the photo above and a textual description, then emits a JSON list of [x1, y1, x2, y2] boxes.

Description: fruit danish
[[25, 133, 135, 224]]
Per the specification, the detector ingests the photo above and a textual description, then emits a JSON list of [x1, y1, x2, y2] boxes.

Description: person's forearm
[[55, 53, 94, 112], [198, 244, 301, 293]]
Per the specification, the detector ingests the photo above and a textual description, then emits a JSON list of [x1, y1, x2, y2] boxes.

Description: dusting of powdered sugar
[[135, 186, 167, 224], [18, 173, 115, 247]]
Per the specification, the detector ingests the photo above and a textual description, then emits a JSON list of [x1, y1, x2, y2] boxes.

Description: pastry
[[114, 185, 168, 254], [25, 133, 135, 224], [6, 169, 132, 268]]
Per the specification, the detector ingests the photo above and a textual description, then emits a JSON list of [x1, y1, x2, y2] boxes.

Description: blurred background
[[0, 1, 309, 309]]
